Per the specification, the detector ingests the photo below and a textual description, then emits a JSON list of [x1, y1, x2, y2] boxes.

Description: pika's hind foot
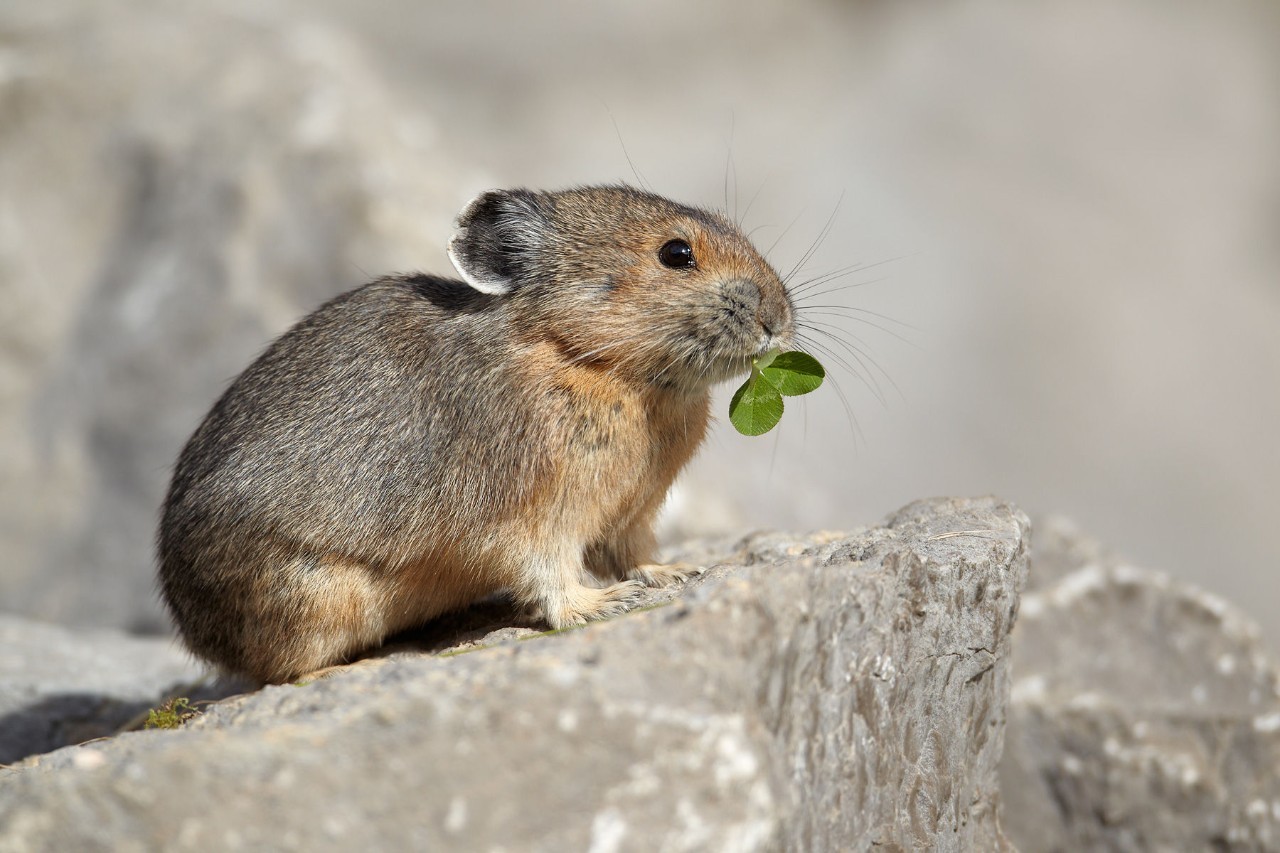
[[628, 562, 705, 587], [544, 580, 646, 629]]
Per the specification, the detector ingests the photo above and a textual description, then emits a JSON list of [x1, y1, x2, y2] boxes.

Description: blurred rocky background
[[1, 0, 1277, 648]]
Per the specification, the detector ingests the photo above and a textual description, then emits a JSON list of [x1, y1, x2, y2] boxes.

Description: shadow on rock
[[0, 678, 251, 766]]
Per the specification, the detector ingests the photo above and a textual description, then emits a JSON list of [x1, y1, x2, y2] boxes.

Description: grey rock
[[0, 4, 478, 633], [1000, 516, 1280, 852], [0, 616, 203, 765], [0, 496, 1028, 852]]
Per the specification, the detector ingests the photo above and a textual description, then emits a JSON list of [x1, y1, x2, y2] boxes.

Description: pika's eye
[[659, 239, 695, 269]]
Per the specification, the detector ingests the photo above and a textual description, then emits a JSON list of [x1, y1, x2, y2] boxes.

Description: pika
[[158, 185, 795, 683]]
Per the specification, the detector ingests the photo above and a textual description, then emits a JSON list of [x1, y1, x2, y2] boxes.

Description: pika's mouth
[[657, 325, 795, 392], [708, 349, 763, 385], [761, 320, 796, 356], [718, 329, 792, 380]]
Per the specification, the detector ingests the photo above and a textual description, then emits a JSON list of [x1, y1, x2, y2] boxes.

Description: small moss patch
[[144, 697, 200, 730]]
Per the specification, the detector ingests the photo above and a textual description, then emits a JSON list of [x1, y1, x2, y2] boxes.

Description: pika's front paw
[[547, 580, 646, 629], [628, 562, 705, 587]]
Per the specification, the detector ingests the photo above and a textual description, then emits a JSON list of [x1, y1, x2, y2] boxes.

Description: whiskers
[[753, 198, 916, 447]]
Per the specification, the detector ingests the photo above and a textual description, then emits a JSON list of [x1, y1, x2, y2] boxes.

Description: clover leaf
[[728, 350, 825, 436], [761, 351, 825, 396], [729, 375, 785, 436]]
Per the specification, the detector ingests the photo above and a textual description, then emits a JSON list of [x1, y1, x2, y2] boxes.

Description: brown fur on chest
[[517, 338, 710, 536]]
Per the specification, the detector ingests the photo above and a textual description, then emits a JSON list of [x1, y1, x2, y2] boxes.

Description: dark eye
[[658, 239, 695, 269]]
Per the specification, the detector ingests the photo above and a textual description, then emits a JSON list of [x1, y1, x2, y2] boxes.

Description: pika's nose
[[757, 284, 793, 342]]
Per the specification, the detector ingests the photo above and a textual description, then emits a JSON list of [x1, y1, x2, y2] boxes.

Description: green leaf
[[760, 351, 825, 397], [727, 349, 825, 437], [752, 348, 779, 372], [729, 377, 784, 436]]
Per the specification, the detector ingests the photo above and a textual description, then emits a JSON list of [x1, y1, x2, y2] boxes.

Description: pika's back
[[162, 275, 528, 556]]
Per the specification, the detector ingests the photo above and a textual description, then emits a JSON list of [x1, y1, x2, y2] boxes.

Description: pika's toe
[[546, 580, 645, 628], [629, 562, 705, 587]]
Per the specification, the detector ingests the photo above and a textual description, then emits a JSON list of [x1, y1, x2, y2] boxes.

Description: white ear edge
[[447, 229, 513, 296]]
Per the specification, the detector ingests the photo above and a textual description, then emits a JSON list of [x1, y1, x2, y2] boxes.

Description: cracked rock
[[0, 497, 1028, 852]]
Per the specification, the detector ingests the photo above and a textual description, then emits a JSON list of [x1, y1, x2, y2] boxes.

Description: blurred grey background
[[1, 0, 1277, 647]]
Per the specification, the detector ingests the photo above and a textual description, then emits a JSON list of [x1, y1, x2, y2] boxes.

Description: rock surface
[[0, 497, 1028, 852], [1000, 517, 1280, 852], [0, 617, 204, 766]]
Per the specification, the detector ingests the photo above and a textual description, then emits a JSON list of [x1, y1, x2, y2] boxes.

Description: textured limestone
[[1000, 517, 1280, 852], [0, 497, 1028, 852]]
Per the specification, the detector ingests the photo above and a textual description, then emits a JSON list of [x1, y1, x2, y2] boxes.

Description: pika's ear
[[447, 189, 547, 295]]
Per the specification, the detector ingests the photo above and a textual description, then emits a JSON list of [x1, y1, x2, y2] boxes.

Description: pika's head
[[447, 185, 794, 392]]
